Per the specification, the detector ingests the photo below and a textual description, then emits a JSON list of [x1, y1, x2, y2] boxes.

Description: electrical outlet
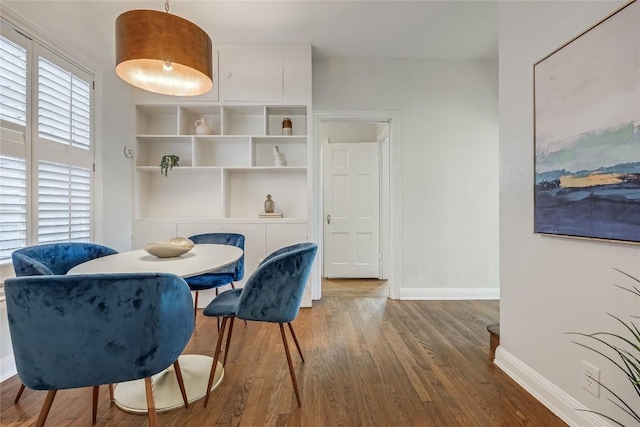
[[582, 361, 601, 398]]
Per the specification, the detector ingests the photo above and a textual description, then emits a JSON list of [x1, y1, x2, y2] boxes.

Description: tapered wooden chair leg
[[14, 383, 26, 404], [173, 360, 189, 408], [108, 384, 114, 402], [204, 317, 228, 407], [35, 390, 57, 427], [279, 323, 301, 407], [223, 317, 235, 366], [92, 386, 99, 424], [194, 291, 199, 319], [144, 377, 158, 427], [287, 322, 304, 362]]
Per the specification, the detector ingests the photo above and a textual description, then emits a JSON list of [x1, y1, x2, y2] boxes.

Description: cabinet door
[[218, 48, 283, 101]]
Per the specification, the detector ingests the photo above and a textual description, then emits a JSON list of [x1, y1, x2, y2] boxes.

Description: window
[[0, 22, 94, 265]]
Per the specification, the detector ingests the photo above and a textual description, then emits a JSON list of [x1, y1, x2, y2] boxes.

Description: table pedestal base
[[113, 354, 223, 413]]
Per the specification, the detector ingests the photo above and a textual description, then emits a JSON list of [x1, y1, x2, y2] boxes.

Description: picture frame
[[533, 0, 640, 244]]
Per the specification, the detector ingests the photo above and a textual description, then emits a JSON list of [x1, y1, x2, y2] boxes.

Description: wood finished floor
[[0, 279, 566, 426]]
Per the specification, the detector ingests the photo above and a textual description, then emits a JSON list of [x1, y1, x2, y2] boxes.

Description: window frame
[[0, 14, 100, 279]]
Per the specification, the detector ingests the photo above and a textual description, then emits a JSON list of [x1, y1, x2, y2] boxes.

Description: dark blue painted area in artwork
[[534, 180, 640, 242]]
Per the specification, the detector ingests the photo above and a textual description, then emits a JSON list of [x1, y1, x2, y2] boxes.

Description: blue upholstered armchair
[[10, 242, 118, 404], [184, 233, 245, 318], [4, 273, 194, 427], [202, 242, 317, 407], [12, 242, 118, 276]]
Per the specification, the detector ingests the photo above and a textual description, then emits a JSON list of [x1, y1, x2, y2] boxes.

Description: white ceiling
[[3, 1, 499, 61]]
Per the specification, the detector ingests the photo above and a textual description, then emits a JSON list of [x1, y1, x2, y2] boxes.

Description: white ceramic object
[[143, 237, 195, 258], [195, 118, 213, 135]]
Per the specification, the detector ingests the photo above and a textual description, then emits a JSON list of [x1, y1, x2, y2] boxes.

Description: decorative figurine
[[273, 145, 287, 167], [264, 194, 275, 213]]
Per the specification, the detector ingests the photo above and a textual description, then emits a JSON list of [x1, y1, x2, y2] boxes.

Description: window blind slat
[[0, 155, 27, 261], [0, 36, 27, 126], [38, 57, 91, 151], [37, 160, 90, 244]]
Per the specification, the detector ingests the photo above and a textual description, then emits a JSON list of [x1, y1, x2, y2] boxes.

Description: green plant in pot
[[568, 269, 640, 426], [160, 155, 179, 177]]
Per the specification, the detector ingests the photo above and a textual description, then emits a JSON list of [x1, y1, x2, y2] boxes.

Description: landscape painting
[[534, 0, 640, 244]]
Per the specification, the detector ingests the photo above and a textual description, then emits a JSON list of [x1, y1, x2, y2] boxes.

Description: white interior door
[[323, 142, 380, 278]]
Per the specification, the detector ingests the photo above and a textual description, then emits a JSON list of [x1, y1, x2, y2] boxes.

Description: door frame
[[312, 111, 402, 300]]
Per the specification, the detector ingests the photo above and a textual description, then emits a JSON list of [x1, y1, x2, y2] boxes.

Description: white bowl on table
[[143, 237, 195, 258]]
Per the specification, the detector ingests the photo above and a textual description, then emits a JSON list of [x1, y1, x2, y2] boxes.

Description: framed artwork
[[534, 0, 640, 244]]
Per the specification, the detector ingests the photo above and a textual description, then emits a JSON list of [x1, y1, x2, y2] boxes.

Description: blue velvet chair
[[185, 233, 245, 318], [202, 242, 317, 407], [12, 242, 118, 276], [4, 272, 194, 427], [10, 242, 118, 404]]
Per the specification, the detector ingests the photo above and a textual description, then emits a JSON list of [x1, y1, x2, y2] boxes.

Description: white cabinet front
[[218, 48, 284, 102]]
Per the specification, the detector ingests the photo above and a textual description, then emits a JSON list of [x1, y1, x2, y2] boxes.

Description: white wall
[[498, 1, 640, 425], [314, 59, 500, 298]]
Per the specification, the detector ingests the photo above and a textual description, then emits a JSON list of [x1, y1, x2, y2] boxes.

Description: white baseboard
[[399, 287, 500, 300], [0, 353, 16, 383], [494, 346, 611, 427]]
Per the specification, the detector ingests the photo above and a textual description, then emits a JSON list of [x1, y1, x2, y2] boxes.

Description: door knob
[[326, 214, 331, 225]]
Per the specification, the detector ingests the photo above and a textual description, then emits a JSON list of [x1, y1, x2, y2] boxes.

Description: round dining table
[[68, 243, 243, 413]]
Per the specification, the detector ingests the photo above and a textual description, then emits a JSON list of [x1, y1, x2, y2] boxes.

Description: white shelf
[[133, 104, 308, 221]]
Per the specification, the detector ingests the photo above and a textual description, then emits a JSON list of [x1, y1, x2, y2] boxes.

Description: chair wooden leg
[[279, 323, 302, 407], [92, 385, 99, 424], [223, 317, 235, 366], [144, 377, 158, 427], [173, 360, 189, 408], [108, 384, 114, 402], [194, 291, 199, 319], [14, 383, 26, 404], [287, 322, 304, 362], [35, 390, 57, 427], [204, 317, 228, 407]]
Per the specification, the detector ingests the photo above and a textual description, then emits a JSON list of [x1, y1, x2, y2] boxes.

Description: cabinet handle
[[326, 214, 331, 225]]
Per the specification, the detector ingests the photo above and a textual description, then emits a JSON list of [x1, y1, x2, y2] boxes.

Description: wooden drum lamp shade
[[115, 10, 213, 96]]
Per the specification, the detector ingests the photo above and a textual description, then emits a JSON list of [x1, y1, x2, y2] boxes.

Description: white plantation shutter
[[0, 22, 96, 269], [38, 57, 91, 150], [38, 161, 90, 243], [0, 36, 27, 127], [0, 155, 27, 262]]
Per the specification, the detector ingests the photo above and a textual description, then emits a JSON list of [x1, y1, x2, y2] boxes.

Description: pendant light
[[115, 0, 213, 96]]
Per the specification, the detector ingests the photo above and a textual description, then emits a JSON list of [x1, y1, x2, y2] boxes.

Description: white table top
[[68, 244, 243, 278]]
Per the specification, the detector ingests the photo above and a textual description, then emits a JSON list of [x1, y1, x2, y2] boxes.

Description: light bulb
[[163, 61, 173, 72]]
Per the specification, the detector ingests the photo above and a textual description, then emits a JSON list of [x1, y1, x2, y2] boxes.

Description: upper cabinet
[[218, 47, 283, 102], [130, 44, 311, 105]]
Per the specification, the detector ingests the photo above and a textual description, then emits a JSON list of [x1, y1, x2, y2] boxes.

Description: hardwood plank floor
[[1, 279, 566, 426]]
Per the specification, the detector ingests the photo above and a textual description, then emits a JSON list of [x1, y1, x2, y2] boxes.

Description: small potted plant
[[159, 155, 179, 177]]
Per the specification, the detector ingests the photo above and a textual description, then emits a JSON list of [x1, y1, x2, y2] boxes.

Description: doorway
[[314, 111, 401, 300]]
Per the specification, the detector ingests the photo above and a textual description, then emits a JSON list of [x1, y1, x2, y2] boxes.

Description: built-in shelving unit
[[134, 105, 308, 221]]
